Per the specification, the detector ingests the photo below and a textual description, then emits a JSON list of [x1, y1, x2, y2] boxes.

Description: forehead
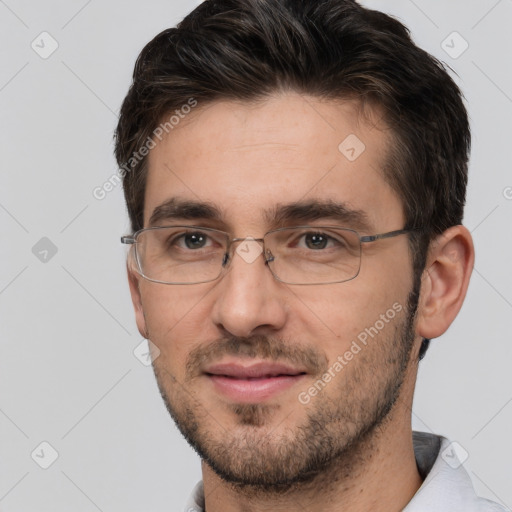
[[144, 92, 403, 232]]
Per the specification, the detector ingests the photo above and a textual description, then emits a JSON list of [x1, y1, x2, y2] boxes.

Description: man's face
[[130, 93, 421, 489]]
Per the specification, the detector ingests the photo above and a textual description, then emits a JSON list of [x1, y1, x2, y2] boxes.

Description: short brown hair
[[115, 0, 471, 359]]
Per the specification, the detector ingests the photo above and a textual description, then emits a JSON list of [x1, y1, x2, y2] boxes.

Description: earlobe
[[416, 225, 475, 340], [127, 263, 149, 338]]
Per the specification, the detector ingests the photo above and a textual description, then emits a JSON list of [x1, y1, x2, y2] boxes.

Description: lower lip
[[207, 374, 305, 402]]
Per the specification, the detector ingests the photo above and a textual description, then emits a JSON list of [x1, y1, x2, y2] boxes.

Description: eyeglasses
[[121, 225, 414, 285]]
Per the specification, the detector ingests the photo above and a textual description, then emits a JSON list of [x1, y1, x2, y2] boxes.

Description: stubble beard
[[151, 290, 419, 495]]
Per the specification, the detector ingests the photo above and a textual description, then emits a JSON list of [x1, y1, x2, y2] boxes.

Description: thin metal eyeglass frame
[[121, 225, 417, 285]]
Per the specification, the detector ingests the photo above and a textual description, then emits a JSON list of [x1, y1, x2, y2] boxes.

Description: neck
[[201, 408, 422, 512]]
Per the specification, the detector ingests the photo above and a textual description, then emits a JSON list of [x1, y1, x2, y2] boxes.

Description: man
[[115, 0, 506, 510]]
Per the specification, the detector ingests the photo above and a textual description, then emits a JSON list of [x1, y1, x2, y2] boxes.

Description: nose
[[210, 238, 288, 338]]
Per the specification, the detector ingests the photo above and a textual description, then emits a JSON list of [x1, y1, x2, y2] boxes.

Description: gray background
[[0, 0, 511, 510]]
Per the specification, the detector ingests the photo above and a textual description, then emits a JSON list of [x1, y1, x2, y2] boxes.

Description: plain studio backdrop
[[0, 0, 511, 510]]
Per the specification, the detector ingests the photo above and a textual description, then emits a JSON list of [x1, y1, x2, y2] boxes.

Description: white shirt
[[184, 431, 508, 511]]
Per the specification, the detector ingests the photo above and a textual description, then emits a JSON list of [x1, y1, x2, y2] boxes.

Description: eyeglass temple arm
[[360, 228, 414, 243], [121, 236, 136, 244]]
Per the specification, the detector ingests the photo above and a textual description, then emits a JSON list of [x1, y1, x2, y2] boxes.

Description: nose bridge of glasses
[[225, 236, 268, 266], [230, 236, 265, 244]]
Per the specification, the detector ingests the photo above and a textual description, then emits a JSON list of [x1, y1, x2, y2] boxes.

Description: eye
[[303, 233, 330, 250], [175, 231, 213, 250], [294, 231, 345, 251], [183, 232, 209, 249]]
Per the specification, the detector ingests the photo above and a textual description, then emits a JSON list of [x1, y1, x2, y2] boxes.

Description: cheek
[[140, 285, 213, 369], [141, 282, 212, 327], [292, 274, 409, 357]]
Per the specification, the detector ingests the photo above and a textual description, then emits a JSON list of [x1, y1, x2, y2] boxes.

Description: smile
[[204, 361, 308, 402]]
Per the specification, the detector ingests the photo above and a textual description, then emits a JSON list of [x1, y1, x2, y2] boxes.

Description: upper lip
[[204, 361, 307, 379]]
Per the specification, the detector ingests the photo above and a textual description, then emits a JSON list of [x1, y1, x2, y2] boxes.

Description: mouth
[[204, 361, 308, 402]]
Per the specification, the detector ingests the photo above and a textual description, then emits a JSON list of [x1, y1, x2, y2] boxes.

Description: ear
[[416, 225, 475, 340], [127, 260, 149, 339]]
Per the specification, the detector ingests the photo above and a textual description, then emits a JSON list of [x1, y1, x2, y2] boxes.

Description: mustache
[[185, 335, 329, 379]]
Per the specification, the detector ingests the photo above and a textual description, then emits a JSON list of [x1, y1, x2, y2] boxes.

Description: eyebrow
[[148, 198, 372, 232], [149, 198, 222, 226], [265, 200, 372, 232]]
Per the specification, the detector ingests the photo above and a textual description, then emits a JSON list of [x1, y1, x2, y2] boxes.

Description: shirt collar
[[405, 432, 505, 511]]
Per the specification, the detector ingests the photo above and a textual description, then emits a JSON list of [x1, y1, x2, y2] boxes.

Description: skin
[[127, 92, 474, 511]]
